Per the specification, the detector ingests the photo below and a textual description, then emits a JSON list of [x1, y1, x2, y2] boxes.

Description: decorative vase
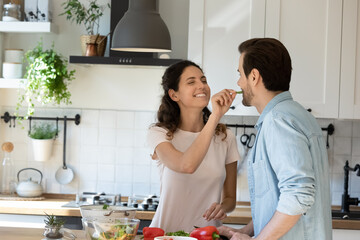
[[80, 35, 107, 56], [31, 138, 54, 162]]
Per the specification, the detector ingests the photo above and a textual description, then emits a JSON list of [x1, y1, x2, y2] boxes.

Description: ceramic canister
[[2, 62, 22, 78], [4, 49, 24, 63]]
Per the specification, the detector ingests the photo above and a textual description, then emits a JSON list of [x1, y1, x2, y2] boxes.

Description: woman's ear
[[168, 89, 179, 102]]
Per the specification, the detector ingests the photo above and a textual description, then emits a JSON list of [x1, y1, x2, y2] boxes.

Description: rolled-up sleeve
[[266, 115, 316, 215]]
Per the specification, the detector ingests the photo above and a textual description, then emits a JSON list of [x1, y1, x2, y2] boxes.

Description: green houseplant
[[60, 0, 111, 56], [43, 213, 66, 239], [17, 40, 75, 118], [28, 123, 58, 162]]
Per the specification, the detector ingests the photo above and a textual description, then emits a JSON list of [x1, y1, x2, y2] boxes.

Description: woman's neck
[[179, 109, 205, 132]]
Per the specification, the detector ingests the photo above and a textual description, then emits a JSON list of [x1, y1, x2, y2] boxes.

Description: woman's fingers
[[203, 203, 227, 221]]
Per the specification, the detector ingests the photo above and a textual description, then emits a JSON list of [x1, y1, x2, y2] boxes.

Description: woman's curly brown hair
[[155, 60, 227, 140]]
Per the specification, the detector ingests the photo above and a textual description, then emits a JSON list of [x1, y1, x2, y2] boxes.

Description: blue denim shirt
[[247, 91, 332, 239]]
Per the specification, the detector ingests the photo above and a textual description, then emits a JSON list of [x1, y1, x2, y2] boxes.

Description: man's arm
[[255, 211, 300, 239]]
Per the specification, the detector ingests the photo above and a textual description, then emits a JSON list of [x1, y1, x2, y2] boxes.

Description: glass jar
[[2, 3, 21, 22]]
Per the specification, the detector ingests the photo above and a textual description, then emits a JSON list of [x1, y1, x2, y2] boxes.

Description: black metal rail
[[226, 123, 335, 149], [0, 111, 81, 129]]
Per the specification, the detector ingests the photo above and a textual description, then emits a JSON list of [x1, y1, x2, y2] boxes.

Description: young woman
[[147, 60, 240, 232]]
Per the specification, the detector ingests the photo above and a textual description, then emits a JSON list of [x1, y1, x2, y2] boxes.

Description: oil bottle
[[1, 142, 15, 194]]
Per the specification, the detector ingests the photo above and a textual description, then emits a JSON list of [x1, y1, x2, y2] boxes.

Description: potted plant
[[60, 0, 111, 56], [17, 40, 75, 118], [43, 213, 66, 239], [29, 123, 58, 162]]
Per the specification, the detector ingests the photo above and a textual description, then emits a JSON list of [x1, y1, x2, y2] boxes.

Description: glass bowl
[[92, 218, 140, 240]]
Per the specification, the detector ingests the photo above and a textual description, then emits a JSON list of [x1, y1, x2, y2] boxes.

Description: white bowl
[[155, 236, 197, 240]]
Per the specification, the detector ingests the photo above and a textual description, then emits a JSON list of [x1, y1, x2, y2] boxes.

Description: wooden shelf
[[0, 78, 25, 88], [0, 21, 56, 33]]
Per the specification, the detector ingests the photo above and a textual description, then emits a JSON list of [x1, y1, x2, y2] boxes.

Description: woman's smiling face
[[172, 65, 211, 109]]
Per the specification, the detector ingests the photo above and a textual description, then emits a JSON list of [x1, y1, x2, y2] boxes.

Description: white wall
[[0, 0, 189, 111]]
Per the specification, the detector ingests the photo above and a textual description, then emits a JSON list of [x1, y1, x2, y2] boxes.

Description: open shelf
[[0, 21, 56, 33], [0, 78, 25, 88]]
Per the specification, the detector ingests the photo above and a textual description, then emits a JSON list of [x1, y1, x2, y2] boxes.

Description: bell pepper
[[143, 227, 165, 240], [190, 226, 220, 240]]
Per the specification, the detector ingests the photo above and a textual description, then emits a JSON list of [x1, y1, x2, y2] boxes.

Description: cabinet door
[[339, 0, 360, 119], [188, 0, 264, 116], [265, 0, 342, 118]]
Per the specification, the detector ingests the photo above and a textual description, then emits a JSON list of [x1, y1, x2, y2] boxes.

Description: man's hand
[[218, 226, 252, 240], [229, 231, 252, 240]]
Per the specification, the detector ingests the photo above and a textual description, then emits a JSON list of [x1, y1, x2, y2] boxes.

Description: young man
[[219, 38, 332, 239]]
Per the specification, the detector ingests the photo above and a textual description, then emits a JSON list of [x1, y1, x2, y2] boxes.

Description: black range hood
[[69, 0, 182, 67]]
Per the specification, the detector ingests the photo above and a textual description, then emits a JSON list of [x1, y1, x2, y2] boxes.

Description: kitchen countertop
[[0, 226, 86, 240], [0, 194, 359, 230]]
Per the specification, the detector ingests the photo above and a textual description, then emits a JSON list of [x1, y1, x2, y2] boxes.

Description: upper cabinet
[[188, 0, 360, 119], [339, 0, 360, 119], [264, 0, 342, 118]]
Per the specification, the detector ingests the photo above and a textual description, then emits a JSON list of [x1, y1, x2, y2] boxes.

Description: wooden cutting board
[[0, 194, 45, 201]]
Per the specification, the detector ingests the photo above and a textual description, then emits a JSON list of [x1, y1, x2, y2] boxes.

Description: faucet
[[341, 160, 360, 213]]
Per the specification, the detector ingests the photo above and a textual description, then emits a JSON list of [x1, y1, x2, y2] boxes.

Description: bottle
[[2, 3, 21, 22], [1, 142, 15, 194]]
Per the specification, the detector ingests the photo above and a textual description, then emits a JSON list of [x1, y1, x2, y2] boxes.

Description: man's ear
[[251, 68, 261, 86], [168, 89, 178, 102]]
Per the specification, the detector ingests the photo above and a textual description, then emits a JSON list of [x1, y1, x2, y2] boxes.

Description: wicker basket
[[80, 35, 107, 56]]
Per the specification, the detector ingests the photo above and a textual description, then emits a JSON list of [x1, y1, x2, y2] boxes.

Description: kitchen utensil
[[16, 168, 43, 197], [55, 116, 74, 184], [80, 205, 137, 222]]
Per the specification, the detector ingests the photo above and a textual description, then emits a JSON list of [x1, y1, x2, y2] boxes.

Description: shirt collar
[[255, 91, 293, 129]]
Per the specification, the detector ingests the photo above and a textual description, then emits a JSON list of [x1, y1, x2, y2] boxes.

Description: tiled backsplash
[[0, 107, 359, 206]]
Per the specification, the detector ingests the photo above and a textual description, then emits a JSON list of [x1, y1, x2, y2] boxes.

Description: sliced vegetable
[[97, 223, 137, 240], [166, 230, 190, 236], [236, 91, 243, 94], [103, 204, 109, 210], [190, 226, 220, 240], [143, 227, 165, 240]]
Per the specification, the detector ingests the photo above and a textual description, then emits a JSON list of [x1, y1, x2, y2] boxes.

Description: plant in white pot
[[29, 123, 58, 162], [60, 0, 111, 56]]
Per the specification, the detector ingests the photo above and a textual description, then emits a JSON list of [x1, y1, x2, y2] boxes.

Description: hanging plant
[[17, 40, 76, 117]]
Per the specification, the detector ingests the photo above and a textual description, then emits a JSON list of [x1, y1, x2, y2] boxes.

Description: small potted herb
[[29, 123, 58, 162], [43, 213, 66, 239]]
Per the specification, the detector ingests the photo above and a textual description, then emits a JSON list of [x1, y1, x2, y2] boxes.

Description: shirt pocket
[[252, 159, 270, 197]]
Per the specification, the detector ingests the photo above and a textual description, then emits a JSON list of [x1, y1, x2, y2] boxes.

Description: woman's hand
[[203, 202, 227, 221], [211, 89, 237, 119]]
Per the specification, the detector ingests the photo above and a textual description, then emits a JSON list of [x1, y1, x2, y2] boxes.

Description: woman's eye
[[201, 78, 207, 83]]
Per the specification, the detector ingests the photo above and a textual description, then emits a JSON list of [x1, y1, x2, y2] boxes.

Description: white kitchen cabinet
[[188, 0, 261, 116], [264, 0, 342, 118], [188, 0, 359, 119], [339, 0, 360, 119]]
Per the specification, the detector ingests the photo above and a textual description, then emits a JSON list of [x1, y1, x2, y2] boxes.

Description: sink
[[332, 210, 360, 220]]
